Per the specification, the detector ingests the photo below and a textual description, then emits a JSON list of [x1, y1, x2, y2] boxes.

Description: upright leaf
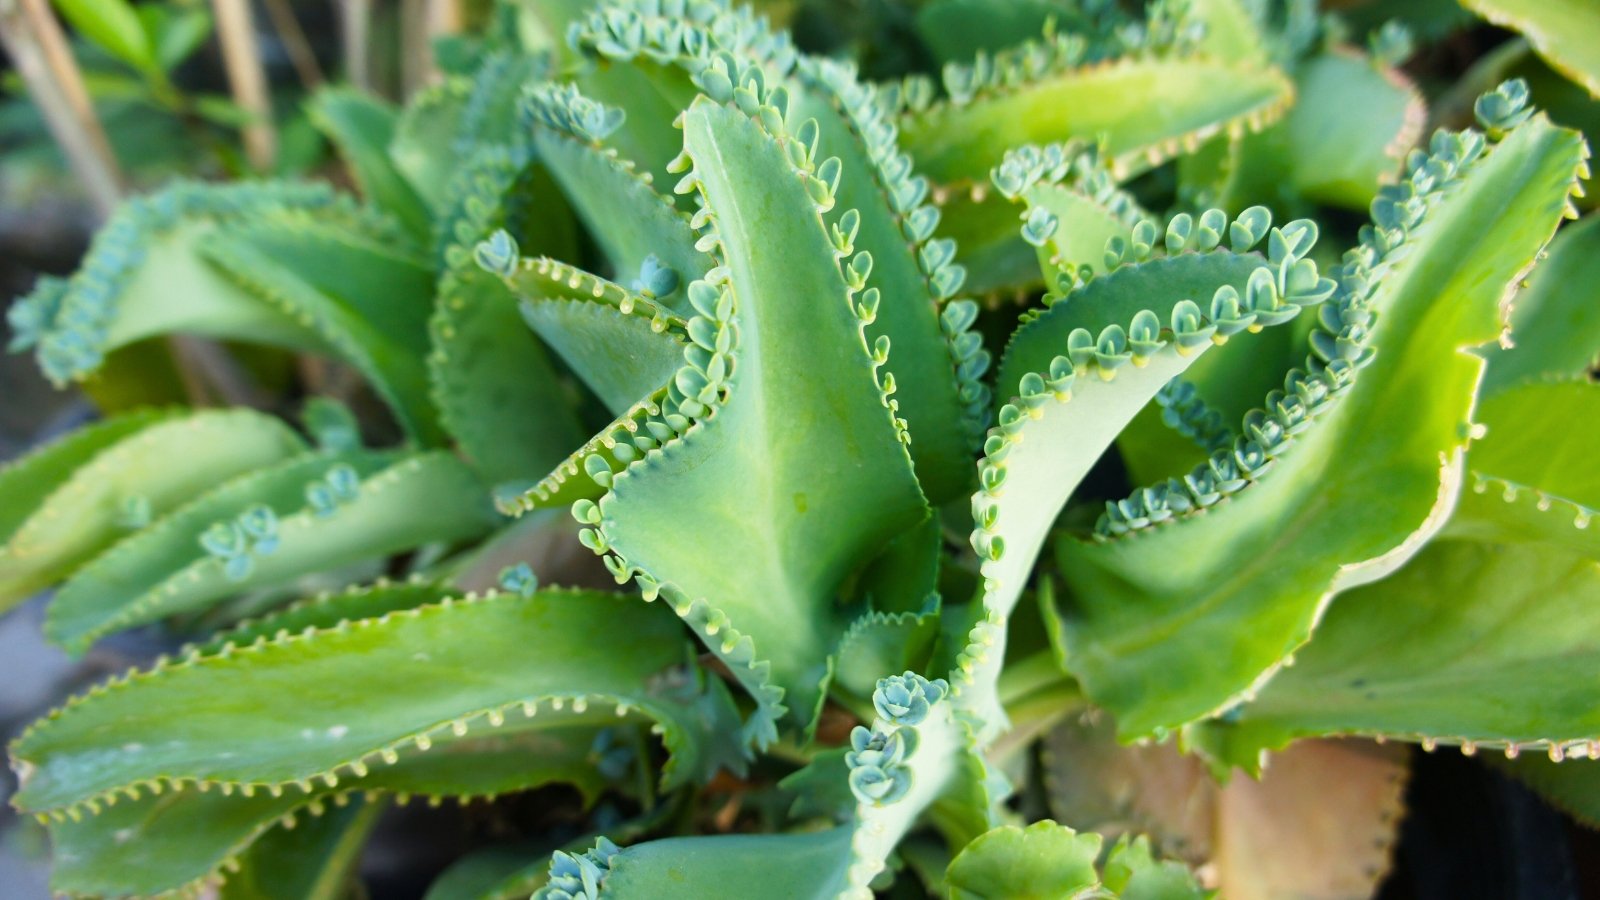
[[583, 93, 928, 741], [1057, 113, 1588, 738]]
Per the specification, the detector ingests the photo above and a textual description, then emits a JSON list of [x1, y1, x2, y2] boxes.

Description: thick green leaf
[[308, 89, 433, 239], [1056, 116, 1588, 738], [558, 675, 985, 898], [1019, 180, 1145, 284], [392, 81, 475, 214], [0, 408, 176, 545], [593, 97, 928, 739], [854, 512, 942, 617], [391, 52, 548, 212], [1449, 379, 1600, 557], [944, 821, 1102, 900], [1105, 839, 1210, 900], [1187, 0, 1268, 64], [12, 589, 720, 816], [958, 341, 1212, 739], [8, 183, 370, 386], [429, 147, 587, 486], [568, 0, 797, 201], [1491, 756, 1600, 828], [957, 209, 1333, 739], [834, 611, 939, 702], [506, 258, 687, 414], [1282, 52, 1426, 209], [1481, 212, 1600, 393], [53, 0, 158, 75], [187, 577, 453, 656], [599, 829, 857, 898], [217, 795, 382, 900], [1462, 0, 1600, 98], [900, 56, 1294, 186], [1191, 541, 1600, 771], [939, 189, 1058, 296], [48, 719, 614, 899], [45, 451, 496, 654], [0, 410, 305, 610], [199, 215, 442, 443], [998, 251, 1268, 401], [791, 58, 984, 501], [507, 386, 674, 512], [913, 0, 1064, 64], [527, 92, 713, 302], [149, 8, 212, 72]]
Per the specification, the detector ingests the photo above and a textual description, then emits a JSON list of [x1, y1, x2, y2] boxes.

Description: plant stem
[[210, 0, 277, 172], [336, 0, 372, 93], [261, 0, 325, 90], [0, 0, 124, 218]]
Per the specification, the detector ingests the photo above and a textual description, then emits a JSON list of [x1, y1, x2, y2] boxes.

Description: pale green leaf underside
[[1462, 0, 1600, 98], [900, 57, 1294, 185], [959, 344, 1208, 737], [1057, 116, 1588, 737], [13, 589, 711, 815], [599, 99, 927, 733], [0, 410, 306, 611], [1192, 541, 1600, 770]]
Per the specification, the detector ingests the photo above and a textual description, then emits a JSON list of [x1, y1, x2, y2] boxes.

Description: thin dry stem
[[0, 0, 124, 217], [210, 0, 278, 171], [261, 0, 325, 90], [337, 0, 372, 93]]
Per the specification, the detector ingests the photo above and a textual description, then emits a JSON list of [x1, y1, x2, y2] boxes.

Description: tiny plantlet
[[1, 0, 1598, 897]]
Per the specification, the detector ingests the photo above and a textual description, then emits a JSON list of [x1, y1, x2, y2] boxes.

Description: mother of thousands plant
[[2, 0, 1598, 897]]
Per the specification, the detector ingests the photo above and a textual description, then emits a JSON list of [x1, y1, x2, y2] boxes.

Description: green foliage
[[1461, 0, 1600, 99], [2, 0, 1597, 897]]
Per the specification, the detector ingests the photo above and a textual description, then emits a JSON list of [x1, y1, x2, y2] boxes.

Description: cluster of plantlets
[[1, 0, 1598, 897]]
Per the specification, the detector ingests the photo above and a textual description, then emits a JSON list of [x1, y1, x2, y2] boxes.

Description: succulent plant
[[1, 0, 1597, 897]]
